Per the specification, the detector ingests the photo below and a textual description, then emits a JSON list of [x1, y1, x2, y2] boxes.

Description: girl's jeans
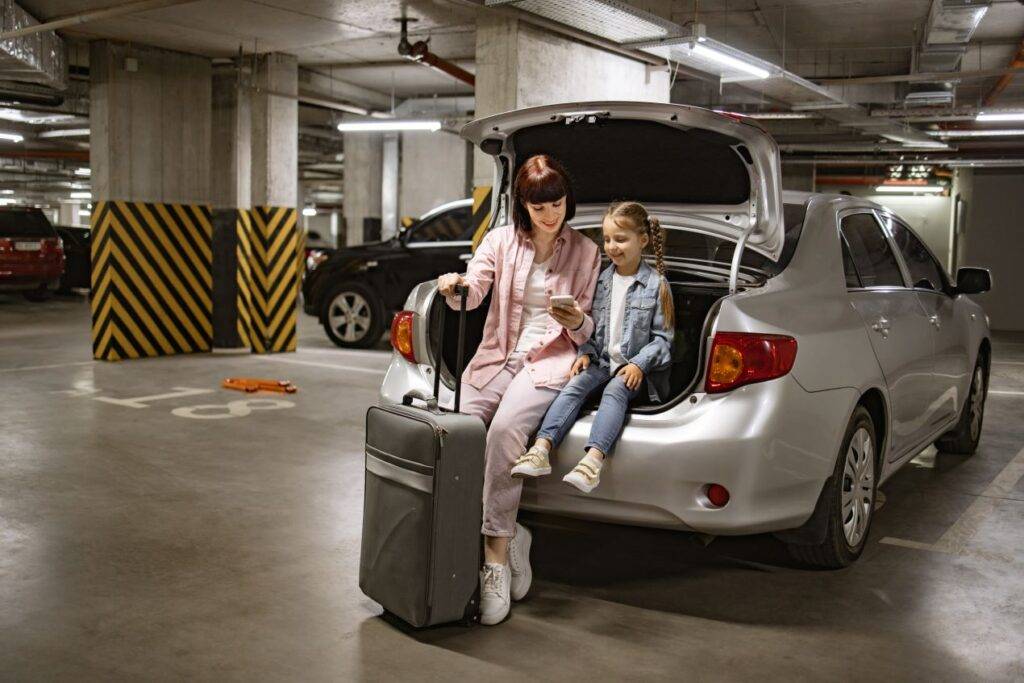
[[535, 363, 641, 456]]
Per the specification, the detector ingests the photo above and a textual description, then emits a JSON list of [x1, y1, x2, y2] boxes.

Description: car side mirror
[[955, 267, 991, 294], [913, 278, 935, 291]]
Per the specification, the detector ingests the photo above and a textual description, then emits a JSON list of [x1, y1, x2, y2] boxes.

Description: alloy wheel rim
[[841, 426, 874, 548], [969, 366, 985, 442], [328, 291, 371, 342]]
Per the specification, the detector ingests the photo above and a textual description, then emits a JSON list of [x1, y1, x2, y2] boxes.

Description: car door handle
[[871, 316, 890, 337], [929, 314, 941, 330]]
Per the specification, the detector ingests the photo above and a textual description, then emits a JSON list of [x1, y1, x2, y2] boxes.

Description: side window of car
[[840, 234, 862, 288], [885, 218, 948, 293], [840, 213, 905, 288], [406, 207, 471, 243]]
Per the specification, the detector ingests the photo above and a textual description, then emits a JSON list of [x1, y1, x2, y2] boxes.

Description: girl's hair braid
[[605, 202, 675, 329]]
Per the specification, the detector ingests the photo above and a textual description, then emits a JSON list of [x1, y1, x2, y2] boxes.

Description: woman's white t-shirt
[[607, 270, 637, 366], [514, 257, 551, 353]]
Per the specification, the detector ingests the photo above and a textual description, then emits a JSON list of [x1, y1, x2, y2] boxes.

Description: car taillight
[[0, 238, 11, 252], [390, 311, 416, 363], [705, 332, 797, 394], [41, 237, 62, 255]]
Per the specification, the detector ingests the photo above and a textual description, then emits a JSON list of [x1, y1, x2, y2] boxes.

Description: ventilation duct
[[486, 0, 679, 44], [0, 1, 67, 90], [925, 0, 990, 45]]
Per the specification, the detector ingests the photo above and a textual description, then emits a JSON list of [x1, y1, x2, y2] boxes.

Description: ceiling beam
[[0, 0, 199, 40], [984, 37, 1024, 107]]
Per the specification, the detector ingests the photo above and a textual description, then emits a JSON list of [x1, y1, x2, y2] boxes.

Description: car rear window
[[0, 209, 55, 238]]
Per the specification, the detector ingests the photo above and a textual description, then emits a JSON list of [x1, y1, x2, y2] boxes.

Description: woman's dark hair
[[512, 154, 576, 233]]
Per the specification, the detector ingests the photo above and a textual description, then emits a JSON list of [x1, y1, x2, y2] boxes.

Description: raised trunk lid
[[461, 101, 785, 261]]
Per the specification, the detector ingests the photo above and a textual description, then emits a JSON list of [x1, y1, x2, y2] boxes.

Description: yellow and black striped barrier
[[470, 185, 493, 251], [238, 206, 301, 353], [90, 200, 213, 361]]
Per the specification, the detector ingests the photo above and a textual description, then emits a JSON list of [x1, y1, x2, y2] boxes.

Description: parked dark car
[[0, 208, 65, 301], [303, 199, 473, 348], [55, 225, 91, 291]]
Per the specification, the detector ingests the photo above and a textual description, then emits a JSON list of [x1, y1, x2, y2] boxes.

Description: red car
[[0, 208, 66, 301]]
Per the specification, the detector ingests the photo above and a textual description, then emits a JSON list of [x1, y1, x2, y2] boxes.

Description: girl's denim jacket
[[577, 260, 675, 402]]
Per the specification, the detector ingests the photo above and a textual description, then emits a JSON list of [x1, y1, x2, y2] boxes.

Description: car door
[[840, 210, 937, 459], [882, 214, 965, 425], [402, 203, 473, 289]]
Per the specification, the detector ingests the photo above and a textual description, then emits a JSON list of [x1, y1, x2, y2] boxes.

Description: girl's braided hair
[[605, 201, 674, 329]]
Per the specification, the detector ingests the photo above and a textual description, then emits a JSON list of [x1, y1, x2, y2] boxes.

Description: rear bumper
[[0, 273, 61, 291], [381, 352, 858, 536]]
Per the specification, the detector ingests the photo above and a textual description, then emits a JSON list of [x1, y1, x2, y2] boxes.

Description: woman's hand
[[570, 355, 590, 376], [549, 302, 584, 331], [617, 363, 644, 391], [437, 273, 465, 297]]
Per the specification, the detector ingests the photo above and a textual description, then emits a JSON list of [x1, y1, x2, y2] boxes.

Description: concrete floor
[[1, 294, 1023, 681]]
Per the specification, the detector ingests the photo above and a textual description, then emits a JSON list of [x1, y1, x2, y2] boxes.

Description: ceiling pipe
[[0, 150, 88, 161], [816, 65, 1024, 86], [0, 0, 200, 40], [983, 37, 1024, 106], [396, 17, 476, 87]]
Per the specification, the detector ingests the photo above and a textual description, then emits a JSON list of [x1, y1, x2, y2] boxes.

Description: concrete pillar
[[343, 131, 383, 246], [399, 131, 471, 220], [58, 201, 80, 226], [90, 41, 211, 204], [211, 65, 252, 211], [472, 15, 672, 221], [250, 53, 297, 208]]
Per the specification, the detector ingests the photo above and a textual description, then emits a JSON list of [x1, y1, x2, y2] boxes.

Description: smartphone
[[549, 294, 577, 308]]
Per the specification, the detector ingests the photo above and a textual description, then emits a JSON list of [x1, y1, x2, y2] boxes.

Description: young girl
[[511, 201, 675, 493]]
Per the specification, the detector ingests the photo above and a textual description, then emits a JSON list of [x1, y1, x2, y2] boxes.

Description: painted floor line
[[0, 360, 93, 373], [259, 355, 388, 375], [992, 361, 1024, 366], [989, 390, 1024, 396], [880, 445, 1024, 559]]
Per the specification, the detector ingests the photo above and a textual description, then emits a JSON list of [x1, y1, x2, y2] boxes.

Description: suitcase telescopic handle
[[430, 284, 468, 413]]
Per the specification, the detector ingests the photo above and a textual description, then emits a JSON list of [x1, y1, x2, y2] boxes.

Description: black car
[[55, 225, 91, 291], [303, 199, 474, 348]]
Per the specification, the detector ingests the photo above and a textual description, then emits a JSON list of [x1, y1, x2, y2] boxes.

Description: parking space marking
[[0, 361, 93, 373], [992, 361, 1024, 366], [989, 390, 1024, 396], [259, 356, 387, 375], [93, 387, 214, 409], [881, 445, 1024, 559]]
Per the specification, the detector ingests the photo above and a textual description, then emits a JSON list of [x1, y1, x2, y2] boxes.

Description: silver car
[[379, 102, 992, 568]]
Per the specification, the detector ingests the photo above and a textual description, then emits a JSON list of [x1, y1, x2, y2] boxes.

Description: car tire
[[787, 406, 877, 569], [23, 287, 52, 302], [321, 281, 385, 349], [935, 355, 988, 456]]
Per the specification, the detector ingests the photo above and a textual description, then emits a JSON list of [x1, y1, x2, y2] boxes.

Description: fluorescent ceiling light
[[689, 43, 770, 79], [976, 112, 1024, 122], [0, 197, 18, 205], [74, 167, 91, 176], [0, 132, 24, 143], [875, 185, 945, 194], [38, 128, 89, 139], [0, 189, 12, 195], [337, 120, 441, 132], [69, 191, 90, 199], [928, 128, 1024, 137], [0, 108, 78, 125], [302, 206, 317, 217], [741, 111, 816, 120]]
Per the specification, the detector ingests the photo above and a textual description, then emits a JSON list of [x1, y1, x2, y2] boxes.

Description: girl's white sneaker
[[510, 445, 551, 478], [563, 456, 602, 493]]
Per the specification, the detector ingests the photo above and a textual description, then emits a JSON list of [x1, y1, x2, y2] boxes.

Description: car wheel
[[787, 406, 877, 569], [935, 355, 988, 456], [321, 282, 385, 349], [23, 287, 52, 302]]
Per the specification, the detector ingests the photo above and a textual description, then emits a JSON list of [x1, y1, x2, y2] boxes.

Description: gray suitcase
[[360, 288, 486, 627]]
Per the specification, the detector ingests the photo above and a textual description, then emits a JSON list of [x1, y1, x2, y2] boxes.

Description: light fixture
[[337, 120, 441, 132], [688, 43, 770, 79], [874, 185, 945, 194], [69, 191, 90, 199], [732, 111, 817, 120], [930, 128, 1024, 137], [302, 206, 317, 217], [74, 167, 91, 176], [0, 108, 79, 125], [0, 189, 12, 195], [0, 132, 24, 143], [976, 111, 1024, 122], [38, 128, 89, 139]]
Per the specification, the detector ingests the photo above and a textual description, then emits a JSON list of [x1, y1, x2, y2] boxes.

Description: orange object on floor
[[222, 377, 297, 394]]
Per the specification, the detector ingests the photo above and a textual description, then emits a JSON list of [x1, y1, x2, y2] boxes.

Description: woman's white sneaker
[[511, 445, 551, 478], [479, 562, 511, 625], [508, 523, 533, 601]]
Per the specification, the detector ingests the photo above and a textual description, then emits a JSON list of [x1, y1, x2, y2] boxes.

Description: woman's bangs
[[521, 169, 567, 205]]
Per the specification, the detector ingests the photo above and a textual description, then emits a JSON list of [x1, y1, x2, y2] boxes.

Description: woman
[[437, 154, 600, 625]]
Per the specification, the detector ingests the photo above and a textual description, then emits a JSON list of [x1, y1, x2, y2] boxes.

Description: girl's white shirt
[[607, 269, 637, 366]]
